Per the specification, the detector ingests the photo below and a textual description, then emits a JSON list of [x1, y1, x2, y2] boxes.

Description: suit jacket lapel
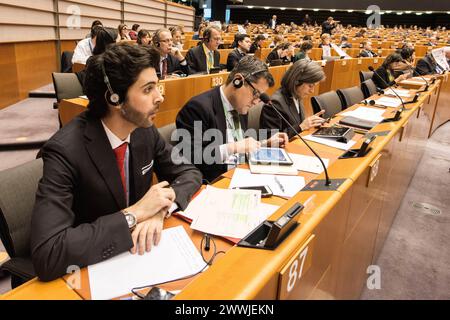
[[211, 87, 227, 140], [84, 117, 126, 209], [129, 131, 151, 204]]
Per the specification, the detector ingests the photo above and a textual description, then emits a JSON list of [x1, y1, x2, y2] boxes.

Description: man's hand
[[170, 46, 185, 61], [130, 210, 165, 255], [227, 137, 261, 154], [263, 132, 289, 148], [395, 73, 409, 83], [300, 110, 326, 131], [126, 181, 175, 223]]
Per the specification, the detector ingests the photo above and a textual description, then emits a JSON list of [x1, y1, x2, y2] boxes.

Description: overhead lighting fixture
[[330, 9, 336, 12], [313, 9, 319, 12], [347, 10, 354, 13], [264, 6, 270, 10], [396, 12, 403, 15], [247, 6, 253, 9], [280, 7, 286, 10], [386, 10, 392, 13], [405, 11, 412, 14], [416, 12, 423, 15], [365, 10, 372, 15], [297, 8, 302, 11], [379, 11, 385, 15], [202, 4, 207, 8], [426, 11, 432, 14]]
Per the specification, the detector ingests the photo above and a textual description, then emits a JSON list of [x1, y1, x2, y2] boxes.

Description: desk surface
[[1, 79, 441, 300]]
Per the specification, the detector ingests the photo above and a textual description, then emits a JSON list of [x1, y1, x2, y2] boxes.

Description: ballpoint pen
[[274, 176, 285, 193]]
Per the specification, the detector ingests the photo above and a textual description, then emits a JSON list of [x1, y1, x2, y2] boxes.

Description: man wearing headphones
[[185, 25, 222, 74], [152, 28, 190, 79], [176, 56, 288, 183], [31, 43, 202, 282], [226, 33, 252, 71]]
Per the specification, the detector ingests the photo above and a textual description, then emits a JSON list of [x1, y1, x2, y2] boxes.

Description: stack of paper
[[384, 88, 412, 98], [288, 153, 329, 174], [229, 168, 305, 198], [303, 134, 356, 150], [341, 107, 386, 122], [188, 185, 279, 239], [88, 226, 205, 300], [374, 96, 402, 108]]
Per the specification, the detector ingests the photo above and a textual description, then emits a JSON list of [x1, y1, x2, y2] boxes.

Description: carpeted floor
[[0, 95, 449, 298]]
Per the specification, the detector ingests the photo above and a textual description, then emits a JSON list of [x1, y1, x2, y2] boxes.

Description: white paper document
[[178, 189, 208, 221], [303, 134, 356, 150], [400, 78, 427, 86], [229, 168, 306, 198], [374, 96, 402, 108], [79, 95, 88, 100], [288, 153, 330, 174], [384, 88, 412, 98], [88, 226, 205, 300], [341, 107, 385, 122], [189, 186, 271, 239]]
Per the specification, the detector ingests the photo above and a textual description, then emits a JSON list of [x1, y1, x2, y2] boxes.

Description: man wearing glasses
[[176, 56, 288, 182], [186, 25, 222, 74]]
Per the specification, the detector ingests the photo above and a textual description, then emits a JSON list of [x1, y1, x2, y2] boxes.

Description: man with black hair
[[31, 43, 202, 282], [176, 56, 288, 182], [72, 25, 103, 65], [226, 34, 251, 71], [249, 35, 265, 54]]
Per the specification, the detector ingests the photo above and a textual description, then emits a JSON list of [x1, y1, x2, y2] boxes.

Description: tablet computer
[[312, 126, 351, 138], [248, 148, 293, 166]]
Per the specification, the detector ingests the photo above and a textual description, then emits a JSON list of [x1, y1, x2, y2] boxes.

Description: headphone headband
[[101, 61, 120, 105]]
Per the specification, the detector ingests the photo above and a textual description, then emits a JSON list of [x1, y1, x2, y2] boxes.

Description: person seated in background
[[318, 33, 332, 59], [31, 43, 202, 282], [192, 25, 206, 40], [359, 41, 378, 58], [321, 17, 337, 35], [129, 24, 140, 40], [249, 35, 265, 54], [118, 24, 131, 41], [136, 29, 151, 46], [269, 34, 284, 48], [72, 25, 103, 65], [355, 28, 367, 37], [76, 27, 120, 87], [85, 20, 103, 38], [416, 52, 447, 75], [170, 27, 184, 50], [400, 47, 416, 66], [266, 42, 294, 65], [186, 25, 221, 74], [260, 60, 326, 139], [293, 41, 313, 62], [340, 36, 352, 48], [176, 56, 287, 183], [152, 28, 190, 79], [372, 53, 410, 89], [227, 34, 251, 71], [302, 35, 312, 41]]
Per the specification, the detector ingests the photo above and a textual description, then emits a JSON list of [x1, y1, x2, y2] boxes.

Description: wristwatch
[[123, 210, 137, 231]]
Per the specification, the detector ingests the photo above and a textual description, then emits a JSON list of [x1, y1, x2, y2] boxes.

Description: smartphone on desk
[[233, 185, 273, 197]]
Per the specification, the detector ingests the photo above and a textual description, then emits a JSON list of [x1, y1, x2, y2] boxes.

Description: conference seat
[[361, 79, 378, 98], [0, 159, 43, 288], [157, 123, 177, 146], [60, 51, 74, 73], [359, 71, 374, 83], [337, 86, 365, 108], [311, 91, 343, 118], [52, 73, 84, 103]]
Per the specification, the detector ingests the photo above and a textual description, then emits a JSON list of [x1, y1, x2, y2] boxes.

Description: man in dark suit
[[226, 34, 251, 71], [31, 44, 202, 282], [176, 56, 288, 183], [186, 26, 221, 73], [152, 28, 190, 78], [416, 53, 446, 75], [321, 17, 337, 35], [359, 41, 378, 58], [269, 15, 277, 30]]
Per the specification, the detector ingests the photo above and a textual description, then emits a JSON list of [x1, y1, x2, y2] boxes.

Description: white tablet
[[248, 148, 293, 166]]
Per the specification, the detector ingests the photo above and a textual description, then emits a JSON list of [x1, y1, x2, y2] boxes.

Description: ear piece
[[102, 62, 121, 106], [233, 78, 244, 88]]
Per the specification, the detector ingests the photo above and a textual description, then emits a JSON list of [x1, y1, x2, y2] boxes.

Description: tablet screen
[[313, 126, 350, 137], [249, 148, 293, 165]]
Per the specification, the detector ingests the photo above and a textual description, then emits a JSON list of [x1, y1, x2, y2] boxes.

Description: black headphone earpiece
[[101, 62, 121, 106], [233, 78, 244, 88]]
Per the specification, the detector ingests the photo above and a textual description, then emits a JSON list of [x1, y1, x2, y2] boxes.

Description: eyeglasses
[[244, 78, 262, 100]]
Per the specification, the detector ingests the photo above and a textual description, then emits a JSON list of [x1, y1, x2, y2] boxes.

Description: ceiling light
[[264, 6, 270, 10], [397, 12, 403, 15], [330, 9, 336, 12], [416, 12, 423, 15], [347, 10, 354, 13], [247, 6, 253, 9], [405, 11, 412, 14], [280, 7, 286, 10], [426, 11, 432, 14], [386, 10, 392, 13], [313, 9, 319, 12], [297, 8, 302, 11]]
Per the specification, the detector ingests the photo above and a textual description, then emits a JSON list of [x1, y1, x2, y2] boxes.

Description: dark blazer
[[321, 21, 336, 35], [31, 111, 202, 281], [340, 42, 352, 49], [249, 42, 260, 54], [416, 54, 443, 75], [156, 54, 191, 78], [185, 44, 220, 74], [260, 88, 304, 139], [359, 49, 378, 58], [372, 66, 396, 89], [266, 49, 292, 64], [176, 86, 248, 183], [226, 48, 246, 71]]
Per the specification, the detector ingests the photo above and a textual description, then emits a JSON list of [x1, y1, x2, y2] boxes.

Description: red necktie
[[113, 142, 128, 198], [162, 58, 168, 79]]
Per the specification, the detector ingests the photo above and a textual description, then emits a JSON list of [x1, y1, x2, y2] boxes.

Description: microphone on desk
[[368, 66, 405, 122], [260, 93, 333, 188]]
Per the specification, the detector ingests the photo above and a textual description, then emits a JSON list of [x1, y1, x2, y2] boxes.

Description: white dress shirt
[[72, 38, 94, 65]]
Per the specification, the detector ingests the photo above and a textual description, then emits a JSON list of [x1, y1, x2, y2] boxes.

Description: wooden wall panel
[[0, 43, 19, 110]]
